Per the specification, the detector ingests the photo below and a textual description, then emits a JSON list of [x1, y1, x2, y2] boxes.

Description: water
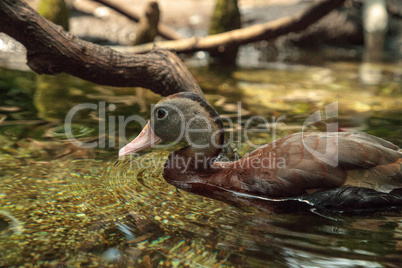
[[0, 53, 401, 266]]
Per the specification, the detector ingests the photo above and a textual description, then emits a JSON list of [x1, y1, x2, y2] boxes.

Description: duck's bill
[[118, 121, 162, 158]]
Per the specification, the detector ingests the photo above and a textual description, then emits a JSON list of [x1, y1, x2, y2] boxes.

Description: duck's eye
[[157, 108, 168, 119]]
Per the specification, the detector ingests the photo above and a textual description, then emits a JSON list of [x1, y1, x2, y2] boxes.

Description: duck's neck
[[164, 124, 224, 180], [174, 145, 221, 171]]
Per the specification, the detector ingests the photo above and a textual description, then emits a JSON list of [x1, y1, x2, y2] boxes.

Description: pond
[[0, 47, 401, 266]]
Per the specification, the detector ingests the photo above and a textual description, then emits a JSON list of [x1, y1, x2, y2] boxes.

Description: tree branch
[[91, 0, 183, 40], [0, 0, 345, 96], [120, 0, 346, 54], [0, 0, 203, 97]]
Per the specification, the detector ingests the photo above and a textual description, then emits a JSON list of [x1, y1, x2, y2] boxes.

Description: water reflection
[[35, 74, 77, 122]]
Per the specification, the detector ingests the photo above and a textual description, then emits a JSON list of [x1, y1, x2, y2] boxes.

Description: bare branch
[[0, 0, 203, 98], [121, 0, 346, 54], [91, 0, 183, 40]]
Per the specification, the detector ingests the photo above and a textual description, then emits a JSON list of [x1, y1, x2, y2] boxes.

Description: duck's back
[[214, 132, 402, 198]]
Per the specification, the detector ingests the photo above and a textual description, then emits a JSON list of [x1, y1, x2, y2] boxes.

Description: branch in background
[[120, 0, 346, 54], [0, 0, 203, 98], [91, 0, 183, 40], [132, 1, 159, 45]]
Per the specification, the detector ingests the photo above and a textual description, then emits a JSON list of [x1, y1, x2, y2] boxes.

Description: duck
[[119, 92, 402, 213]]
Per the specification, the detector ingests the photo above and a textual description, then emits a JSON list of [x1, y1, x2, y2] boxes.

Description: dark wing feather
[[299, 186, 402, 214]]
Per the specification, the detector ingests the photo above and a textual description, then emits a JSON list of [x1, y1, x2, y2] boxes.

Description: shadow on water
[[0, 49, 401, 266]]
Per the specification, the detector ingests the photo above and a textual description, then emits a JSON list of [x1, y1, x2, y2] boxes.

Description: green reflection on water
[[0, 60, 401, 266]]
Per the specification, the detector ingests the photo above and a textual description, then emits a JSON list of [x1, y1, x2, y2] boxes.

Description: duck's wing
[[231, 132, 402, 197], [279, 132, 402, 194]]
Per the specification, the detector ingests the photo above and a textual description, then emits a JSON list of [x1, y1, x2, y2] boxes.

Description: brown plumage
[[119, 92, 402, 213]]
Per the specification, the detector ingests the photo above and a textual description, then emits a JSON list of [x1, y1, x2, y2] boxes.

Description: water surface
[[0, 53, 401, 266]]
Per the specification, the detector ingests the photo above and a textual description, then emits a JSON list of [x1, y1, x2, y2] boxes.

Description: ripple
[[50, 124, 95, 139]]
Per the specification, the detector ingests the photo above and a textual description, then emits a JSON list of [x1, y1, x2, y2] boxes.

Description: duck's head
[[119, 92, 224, 159]]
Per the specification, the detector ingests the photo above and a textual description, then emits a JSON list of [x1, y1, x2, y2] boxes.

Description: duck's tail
[[299, 186, 402, 215]]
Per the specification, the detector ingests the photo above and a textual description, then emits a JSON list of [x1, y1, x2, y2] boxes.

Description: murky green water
[[0, 56, 401, 266]]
